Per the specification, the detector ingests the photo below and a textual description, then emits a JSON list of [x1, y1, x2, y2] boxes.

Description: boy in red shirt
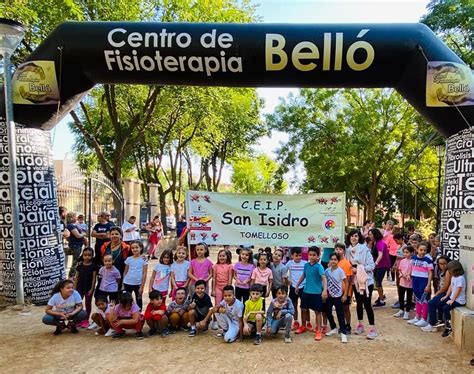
[[145, 290, 169, 337]]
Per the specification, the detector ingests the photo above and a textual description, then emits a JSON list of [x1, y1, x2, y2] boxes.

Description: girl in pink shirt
[[251, 253, 273, 298], [211, 249, 233, 330], [188, 242, 213, 295], [393, 246, 414, 320]]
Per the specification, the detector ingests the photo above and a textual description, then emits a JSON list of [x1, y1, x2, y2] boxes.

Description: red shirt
[[144, 303, 166, 321]]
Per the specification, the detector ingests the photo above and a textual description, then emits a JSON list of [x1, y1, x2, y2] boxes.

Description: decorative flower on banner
[[200, 233, 208, 240], [316, 197, 328, 205], [319, 236, 329, 244], [332, 236, 339, 243], [211, 233, 219, 241], [330, 196, 340, 204], [203, 195, 211, 203], [307, 235, 316, 243], [190, 232, 196, 241], [191, 194, 200, 202]]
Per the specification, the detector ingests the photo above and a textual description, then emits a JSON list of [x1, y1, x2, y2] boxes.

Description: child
[[233, 247, 255, 303], [42, 279, 87, 335], [266, 286, 294, 343], [211, 249, 233, 329], [251, 253, 273, 298], [171, 245, 190, 300], [149, 249, 173, 302], [284, 247, 307, 330], [295, 246, 327, 340], [213, 285, 244, 343], [167, 287, 191, 331], [391, 233, 406, 309], [90, 295, 113, 336], [97, 254, 121, 303], [144, 290, 169, 337], [334, 243, 353, 333], [188, 279, 214, 336], [407, 241, 433, 327], [424, 255, 451, 331], [123, 240, 148, 310], [270, 249, 287, 298], [393, 246, 414, 320], [108, 292, 145, 339], [74, 247, 98, 327], [324, 253, 349, 343], [76, 214, 88, 234], [188, 242, 213, 295], [243, 284, 266, 345], [424, 260, 465, 336]]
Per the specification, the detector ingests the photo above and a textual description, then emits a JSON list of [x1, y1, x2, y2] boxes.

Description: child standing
[[123, 240, 148, 310], [334, 243, 353, 333], [167, 287, 191, 331], [144, 290, 169, 337], [393, 246, 414, 320], [74, 247, 98, 327], [324, 253, 349, 343], [149, 249, 173, 302], [295, 246, 327, 340], [243, 284, 266, 345], [90, 295, 112, 336], [270, 249, 287, 298], [188, 242, 213, 295], [42, 279, 87, 335], [233, 247, 255, 303], [251, 253, 273, 298], [188, 279, 214, 336], [171, 246, 190, 300], [213, 285, 244, 343], [284, 247, 307, 330], [211, 249, 233, 329], [266, 286, 294, 343], [407, 241, 433, 327], [97, 254, 121, 303], [108, 292, 145, 339]]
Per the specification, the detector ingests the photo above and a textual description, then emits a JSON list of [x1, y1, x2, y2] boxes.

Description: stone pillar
[[440, 128, 474, 260], [0, 121, 65, 304], [123, 178, 143, 220], [148, 183, 160, 219]]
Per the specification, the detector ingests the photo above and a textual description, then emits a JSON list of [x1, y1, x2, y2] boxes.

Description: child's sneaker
[[284, 334, 292, 343], [325, 328, 338, 337], [442, 327, 452, 337], [314, 329, 323, 341], [53, 323, 65, 336], [112, 331, 125, 339], [148, 328, 157, 337], [68, 322, 79, 334], [254, 334, 262, 345], [393, 310, 404, 317], [306, 322, 313, 330], [373, 299, 386, 307], [295, 326, 307, 334], [403, 312, 410, 320], [391, 301, 400, 309], [188, 328, 197, 337], [292, 321, 300, 331], [414, 319, 428, 327], [161, 328, 170, 338], [105, 328, 114, 337], [340, 333, 348, 343], [215, 331, 226, 338], [135, 332, 145, 340], [87, 321, 98, 330], [355, 323, 365, 335], [407, 317, 420, 325], [421, 324, 435, 332], [210, 320, 219, 330], [321, 325, 329, 334], [434, 320, 445, 328], [366, 328, 377, 340], [80, 320, 89, 328]]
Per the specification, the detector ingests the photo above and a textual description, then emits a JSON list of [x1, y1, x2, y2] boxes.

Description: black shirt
[[191, 293, 213, 317], [75, 262, 99, 295]]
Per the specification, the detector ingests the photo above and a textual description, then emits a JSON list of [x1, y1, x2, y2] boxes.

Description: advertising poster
[[185, 191, 345, 247]]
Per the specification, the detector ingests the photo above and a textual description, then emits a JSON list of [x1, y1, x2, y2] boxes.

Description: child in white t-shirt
[[122, 241, 148, 310], [283, 247, 307, 330], [439, 261, 466, 337]]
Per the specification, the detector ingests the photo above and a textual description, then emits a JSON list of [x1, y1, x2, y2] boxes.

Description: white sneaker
[[87, 322, 98, 330], [414, 319, 429, 327], [105, 328, 114, 337], [393, 310, 404, 317], [421, 324, 434, 332], [210, 321, 219, 330], [407, 317, 420, 325], [325, 328, 338, 337], [403, 312, 410, 320], [340, 333, 348, 343]]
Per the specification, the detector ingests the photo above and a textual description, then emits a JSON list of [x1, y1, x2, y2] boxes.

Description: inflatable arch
[[0, 22, 473, 303]]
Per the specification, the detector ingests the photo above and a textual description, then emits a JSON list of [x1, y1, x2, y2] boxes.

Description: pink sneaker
[[355, 323, 365, 335], [80, 320, 89, 328]]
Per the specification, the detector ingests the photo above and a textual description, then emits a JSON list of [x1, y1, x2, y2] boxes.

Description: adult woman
[[99, 226, 130, 278], [369, 228, 391, 307], [146, 216, 163, 260], [66, 212, 87, 277], [346, 229, 377, 340]]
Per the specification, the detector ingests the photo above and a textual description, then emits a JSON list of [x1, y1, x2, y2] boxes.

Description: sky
[[50, 0, 431, 167]]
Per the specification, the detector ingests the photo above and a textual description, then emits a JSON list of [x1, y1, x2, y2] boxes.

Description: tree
[[421, 0, 474, 67], [231, 154, 286, 194], [267, 88, 437, 221]]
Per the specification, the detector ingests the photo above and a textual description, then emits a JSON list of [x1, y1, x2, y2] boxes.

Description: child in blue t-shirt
[[295, 246, 327, 341]]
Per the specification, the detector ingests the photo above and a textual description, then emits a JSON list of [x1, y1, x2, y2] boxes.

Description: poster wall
[[185, 191, 345, 247], [0, 121, 65, 303]]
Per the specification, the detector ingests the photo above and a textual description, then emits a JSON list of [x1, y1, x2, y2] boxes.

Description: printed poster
[[12, 60, 59, 105], [185, 191, 345, 247], [426, 61, 474, 107]]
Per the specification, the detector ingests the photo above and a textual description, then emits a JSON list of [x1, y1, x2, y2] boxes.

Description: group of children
[[43, 233, 466, 344]]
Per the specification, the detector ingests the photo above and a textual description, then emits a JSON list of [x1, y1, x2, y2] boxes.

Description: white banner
[[185, 191, 345, 247]]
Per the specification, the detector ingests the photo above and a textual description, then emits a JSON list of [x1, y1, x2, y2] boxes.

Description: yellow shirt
[[244, 297, 265, 322]]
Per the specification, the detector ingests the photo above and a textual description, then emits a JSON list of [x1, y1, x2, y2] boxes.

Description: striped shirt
[[411, 255, 433, 278]]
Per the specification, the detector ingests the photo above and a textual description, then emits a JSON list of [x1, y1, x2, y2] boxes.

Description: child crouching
[[90, 295, 112, 336], [167, 287, 191, 331], [108, 292, 145, 340], [188, 279, 214, 337], [266, 286, 294, 343]]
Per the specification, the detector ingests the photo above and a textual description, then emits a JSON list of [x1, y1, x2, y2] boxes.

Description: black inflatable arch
[[11, 22, 474, 136]]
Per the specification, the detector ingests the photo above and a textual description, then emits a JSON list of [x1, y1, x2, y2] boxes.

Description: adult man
[[122, 216, 140, 244], [92, 212, 114, 264]]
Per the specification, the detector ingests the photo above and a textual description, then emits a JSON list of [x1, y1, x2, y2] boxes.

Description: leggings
[[398, 286, 413, 312], [123, 283, 143, 310], [78, 290, 93, 319], [352, 284, 375, 325], [235, 287, 250, 303], [389, 255, 397, 280], [324, 296, 347, 333]]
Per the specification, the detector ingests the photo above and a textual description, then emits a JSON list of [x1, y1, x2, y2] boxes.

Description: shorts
[[289, 285, 304, 306], [374, 268, 389, 288], [195, 312, 208, 323], [300, 292, 323, 312]]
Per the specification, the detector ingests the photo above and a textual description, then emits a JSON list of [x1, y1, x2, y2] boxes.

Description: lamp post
[[435, 143, 445, 235], [0, 18, 26, 305]]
